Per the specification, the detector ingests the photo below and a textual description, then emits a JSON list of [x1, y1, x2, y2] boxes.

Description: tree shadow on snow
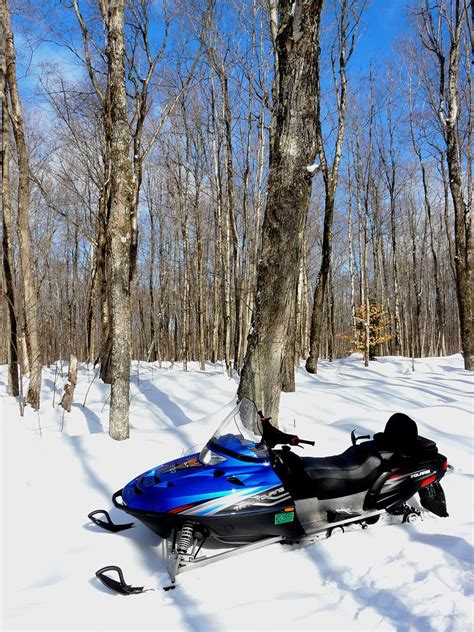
[[302, 368, 465, 410], [132, 379, 193, 427], [68, 435, 111, 499], [407, 531, 474, 580], [72, 402, 104, 434], [305, 545, 436, 632], [166, 583, 221, 631]]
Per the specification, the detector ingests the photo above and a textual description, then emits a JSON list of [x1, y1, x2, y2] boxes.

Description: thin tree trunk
[[60, 355, 78, 413], [306, 187, 335, 372], [210, 81, 223, 365], [193, 176, 206, 372], [148, 188, 157, 362], [347, 176, 356, 330], [306, 0, 359, 373], [327, 264, 335, 362]]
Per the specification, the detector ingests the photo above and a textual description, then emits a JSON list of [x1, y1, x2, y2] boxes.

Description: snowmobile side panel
[[363, 453, 448, 512], [115, 485, 304, 542]]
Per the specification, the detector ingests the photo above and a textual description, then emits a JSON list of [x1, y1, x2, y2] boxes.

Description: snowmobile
[[89, 397, 450, 594]]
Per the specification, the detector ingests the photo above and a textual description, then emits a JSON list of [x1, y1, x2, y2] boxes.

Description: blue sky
[[351, 0, 409, 72], [14, 0, 410, 106]]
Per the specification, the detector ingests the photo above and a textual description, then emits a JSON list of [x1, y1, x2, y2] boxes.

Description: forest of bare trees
[[1, 0, 472, 435]]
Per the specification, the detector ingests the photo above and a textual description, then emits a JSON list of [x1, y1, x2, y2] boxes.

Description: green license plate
[[274, 511, 295, 525]]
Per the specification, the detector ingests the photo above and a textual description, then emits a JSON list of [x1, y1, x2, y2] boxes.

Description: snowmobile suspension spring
[[177, 523, 195, 554]]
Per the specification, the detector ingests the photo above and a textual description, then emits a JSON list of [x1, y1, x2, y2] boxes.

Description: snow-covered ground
[[1, 355, 473, 631]]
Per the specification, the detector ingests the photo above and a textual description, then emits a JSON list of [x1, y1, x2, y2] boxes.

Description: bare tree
[[100, 0, 134, 440], [1, 0, 41, 408], [306, 0, 364, 374], [238, 0, 325, 423], [1, 39, 19, 397], [417, 0, 472, 369]]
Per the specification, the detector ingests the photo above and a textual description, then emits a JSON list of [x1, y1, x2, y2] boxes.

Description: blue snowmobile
[[89, 397, 449, 593]]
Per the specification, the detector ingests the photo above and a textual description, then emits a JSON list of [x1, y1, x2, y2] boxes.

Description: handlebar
[[257, 410, 314, 449]]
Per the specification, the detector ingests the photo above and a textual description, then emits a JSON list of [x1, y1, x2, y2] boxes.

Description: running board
[[167, 507, 420, 580], [167, 534, 283, 582]]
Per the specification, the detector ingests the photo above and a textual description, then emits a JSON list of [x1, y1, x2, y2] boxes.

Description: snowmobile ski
[[95, 565, 176, 594], [95, 566, 146, 595], [88, 509, 134, 533]]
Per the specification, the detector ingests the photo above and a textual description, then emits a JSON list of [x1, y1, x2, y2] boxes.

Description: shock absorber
[[177, 522, 195, 555]]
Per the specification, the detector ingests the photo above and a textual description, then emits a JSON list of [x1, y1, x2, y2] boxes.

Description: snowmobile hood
[[122, 452, 282, 515]]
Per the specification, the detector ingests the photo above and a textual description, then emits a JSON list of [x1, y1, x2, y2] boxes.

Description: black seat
[[302, 444, 382, 500]]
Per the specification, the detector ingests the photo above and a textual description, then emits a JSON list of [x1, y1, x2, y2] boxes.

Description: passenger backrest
[[384, 413, 418, 451]]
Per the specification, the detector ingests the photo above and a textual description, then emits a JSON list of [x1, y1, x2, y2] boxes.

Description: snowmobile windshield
[[199, 398, 268, 464]]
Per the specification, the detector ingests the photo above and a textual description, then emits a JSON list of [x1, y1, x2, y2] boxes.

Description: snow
[[306, 162, 321, 175], [1, 355, 473, 631]]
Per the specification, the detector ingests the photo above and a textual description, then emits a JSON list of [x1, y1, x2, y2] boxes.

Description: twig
[[37, 410, 42, 438], [52, 362, 59, 408], [83, 366, 99, 407]]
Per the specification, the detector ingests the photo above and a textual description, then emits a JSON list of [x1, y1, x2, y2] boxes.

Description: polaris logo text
[[411, 469, 430, 479]]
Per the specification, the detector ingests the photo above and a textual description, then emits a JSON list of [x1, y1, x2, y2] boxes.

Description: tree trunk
[[60, 355, 78, 413], [306, 187, 335, 372], [418, 0, 472, 368], [193, 175, 206, 372], [102, 0, 133, 440], [1, 65, 19, 397], [306, 0, 358, 373], [2, 0, 41, 408], [210, 81, 223, 365], [238, 0, 324, 423], [447, 122, 473, 369], [147, 192, 157, 362]]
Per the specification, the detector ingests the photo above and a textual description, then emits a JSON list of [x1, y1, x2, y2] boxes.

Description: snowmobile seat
[[414, 435, 437, 455], [302, 444, 382, 500]]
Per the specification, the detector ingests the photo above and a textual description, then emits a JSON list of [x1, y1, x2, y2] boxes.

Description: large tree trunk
[[1, 66, 19, 397], [102, 0, 133, 440], [447, 124, 473, 369], [418, 0, 472, 369], [2, 0, 41, 408], [238, 0, 324, 423]]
